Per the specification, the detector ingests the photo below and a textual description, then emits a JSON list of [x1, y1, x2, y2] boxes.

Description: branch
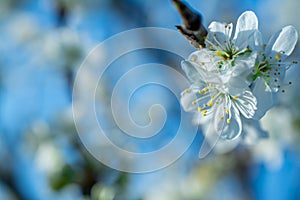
[[172, 0, 207, 48]]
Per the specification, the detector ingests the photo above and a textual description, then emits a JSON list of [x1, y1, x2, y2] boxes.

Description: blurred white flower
[[34, 142, 65, 175], [252, 107, 297, 170], [41, 28, 85, 69]]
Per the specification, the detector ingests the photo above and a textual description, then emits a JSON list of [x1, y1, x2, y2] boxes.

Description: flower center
[[205, 25, 253, 68], [184, 86, 239, 124], [253, 53, 282, 80]]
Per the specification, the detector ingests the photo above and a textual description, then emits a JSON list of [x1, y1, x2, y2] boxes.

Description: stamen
[[184, 88, 190, 93], [216, 51, 222, 56], [207, 99, 213, 107], [227, 119, 231, 124], [211, 34, 226, 50], [275, 54, 281, 60]]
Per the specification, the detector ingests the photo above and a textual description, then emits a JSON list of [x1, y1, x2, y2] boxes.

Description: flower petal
[[232, 54, 256, 77], [213, 97, 226, 134], [249, 30, 264, 51], [180, 89, 198, 112], [251, 77, 274, 119], [234, 90, 257, 118], [198, 99, 225, 158], [181, 60, 202, 83], [233, 11, 258, 49], [188, 49, 211, 63], [235, 11, 258, 36], [208, 21, 233, 36], [221, 103, 242, 140], [267, 63, 286, 92], [205, 22, 232, 50], [180, 85, 211, 112], [266, 25, 298, 57], [226, 76, 250, 96]]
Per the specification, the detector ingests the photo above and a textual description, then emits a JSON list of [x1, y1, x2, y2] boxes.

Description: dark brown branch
[[172, 0, 207, 48]]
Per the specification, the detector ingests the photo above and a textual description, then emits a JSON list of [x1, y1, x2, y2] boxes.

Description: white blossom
[[181, 49, 257, 140], [179, 10, 298, 147]]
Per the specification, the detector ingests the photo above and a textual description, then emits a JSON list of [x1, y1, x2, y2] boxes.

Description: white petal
[[233, 52, 257, 76], [200, 121, 240, 156], [181, 60, 202, 83], [225, 54, 256, 94], [208, 21, 233, 37], [234, 90, 257, 118], [235, 11, 258, 35], [252, 77, 274, 119], [188, 49, 211, 63], [198, 122, 219, 158], [205, 22, 232, 50], [268, 63, 286, 92], [228, 76, 249, 88], [180, 89, 197, 112], [221, 103, 242, 140], [213, 137, 240, 154], [233, 11, 258, 49], [266, 25, 298, 57], [226, 77, 249, 96], [249, 30, 264, 51], [194, 111, 212, 125], [213, 98, 226, 134], [180, 86, 211, 112], [199, 97, 241, 157], [198, 101, 224, 158]]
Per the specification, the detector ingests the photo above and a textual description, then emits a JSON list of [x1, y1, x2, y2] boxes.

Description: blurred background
[[1, 0, 300, 199]]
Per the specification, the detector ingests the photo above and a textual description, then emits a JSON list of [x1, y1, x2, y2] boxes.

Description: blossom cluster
[[180, 11, 298, 144]]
